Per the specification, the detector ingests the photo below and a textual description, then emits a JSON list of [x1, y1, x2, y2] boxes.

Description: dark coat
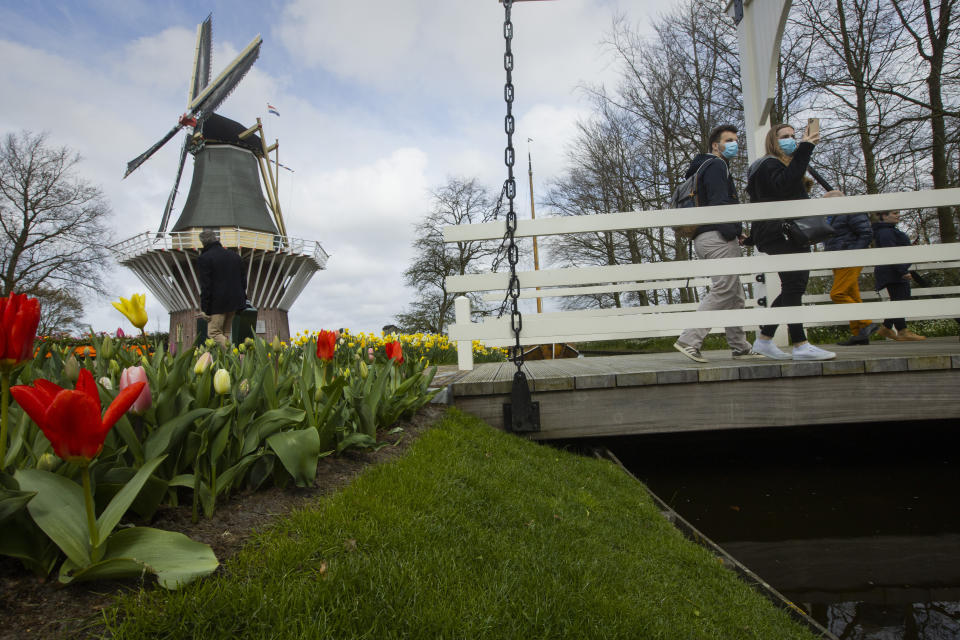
[[823, 212, 873, 251], [872, 221, 912, 290], [197, 241, 247, 315], [686, 154, 741, 241], [746, 141, 815, 251]]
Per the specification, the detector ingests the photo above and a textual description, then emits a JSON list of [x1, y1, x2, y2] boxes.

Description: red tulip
[[384, 340, 404, 364], [0, 293, 41, 371], [120, 365, 152, 415], [10, 368, 145, 463], [316, 329, 337, 361]]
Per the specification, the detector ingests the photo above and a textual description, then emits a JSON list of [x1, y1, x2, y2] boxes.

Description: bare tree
[[397, 177, 499, 334], [886, 0, 960, 241], [0, 131, 113, 326]]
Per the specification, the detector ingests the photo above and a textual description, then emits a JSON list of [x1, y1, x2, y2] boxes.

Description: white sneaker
[[751, 339, 791, 360], [791, 343, 836, 361], [673, 341, 708, 363]]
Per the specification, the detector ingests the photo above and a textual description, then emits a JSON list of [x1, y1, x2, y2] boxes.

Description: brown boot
[[895, 329, 926, 341], [876, 326, 898, 340]]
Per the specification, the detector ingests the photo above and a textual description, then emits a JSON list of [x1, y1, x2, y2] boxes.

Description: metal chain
[[502, 0, 524, 371]]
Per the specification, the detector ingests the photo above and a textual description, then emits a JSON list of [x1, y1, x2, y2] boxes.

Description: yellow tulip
[[112, 293, 148, 330], [194, 351, 213, 374], [213, 368, 231, 395]]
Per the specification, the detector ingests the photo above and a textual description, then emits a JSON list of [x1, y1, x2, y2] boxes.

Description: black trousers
[[882, 281, 911, 331], [758, 238, 810, 344]]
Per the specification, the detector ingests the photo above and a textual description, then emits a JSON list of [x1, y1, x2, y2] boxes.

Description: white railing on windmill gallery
[[109, 229, 330, 314], [443, 189, 960, 370]]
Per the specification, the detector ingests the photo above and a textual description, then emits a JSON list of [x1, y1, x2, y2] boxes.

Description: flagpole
[[527, 139, 542, 313]]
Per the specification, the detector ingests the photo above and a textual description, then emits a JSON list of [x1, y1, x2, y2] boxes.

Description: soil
[[0, 404, 446, 640]]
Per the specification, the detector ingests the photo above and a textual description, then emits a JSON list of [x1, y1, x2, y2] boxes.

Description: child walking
[[872, 210, 926, 341]]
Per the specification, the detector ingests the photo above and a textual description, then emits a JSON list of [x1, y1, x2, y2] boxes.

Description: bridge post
[[729, 0, 792, 346], [455, 296, 475, 371]]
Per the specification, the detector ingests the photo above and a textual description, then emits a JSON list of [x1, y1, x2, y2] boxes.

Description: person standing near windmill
[[197, 229, 247, 348]]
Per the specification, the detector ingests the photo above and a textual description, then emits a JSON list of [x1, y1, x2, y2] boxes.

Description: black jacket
[[872, 221, 912, 290], [823, 212, 873, 251], [686, 154, 741, 241], [197, 241, 247, 315], [746, 141, 815, 251]]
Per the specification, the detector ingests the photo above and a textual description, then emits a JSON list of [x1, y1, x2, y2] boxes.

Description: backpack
[[670, 157, 724, 238]]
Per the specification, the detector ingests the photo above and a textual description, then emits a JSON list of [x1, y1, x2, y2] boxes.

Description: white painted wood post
[[454, 296, 474, 371]]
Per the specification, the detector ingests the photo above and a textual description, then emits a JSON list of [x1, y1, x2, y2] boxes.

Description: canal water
[[601, 419, 960, 640]]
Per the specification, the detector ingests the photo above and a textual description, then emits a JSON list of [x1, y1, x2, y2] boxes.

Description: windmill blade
[[157, 135, 190, 233], [188, 14, 213, 103], [188, 34, 262, 116], [124, 122, 184, 178]]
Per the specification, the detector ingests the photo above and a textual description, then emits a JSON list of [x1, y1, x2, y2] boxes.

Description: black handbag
[[784, 216, 836, 247]]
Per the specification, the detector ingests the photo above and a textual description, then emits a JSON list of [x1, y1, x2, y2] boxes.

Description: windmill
[[111, 15, 327, 350]]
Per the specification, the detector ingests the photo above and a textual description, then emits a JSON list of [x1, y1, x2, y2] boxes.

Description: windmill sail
[[158, 136, 190, 233], [189, 14, 213, 103], [123, 32, 262, 178], [188, 35, 261, 115]]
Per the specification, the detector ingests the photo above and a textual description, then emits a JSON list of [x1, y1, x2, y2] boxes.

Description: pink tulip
[[116, 327, 126, 338], [119, 366, 151, 415], [367, 347, 375, 362]]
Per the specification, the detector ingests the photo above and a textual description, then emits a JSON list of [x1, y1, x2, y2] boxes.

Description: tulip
[[368, 347, 375, 362], [238, 378, 250, 401], [194, 351, 213, 374], [0, 292, 41, 372], [10, 368, 145, 463], [36, 451, 59, 472], [316, 329, 337, 361], [108, 359, 120, 376], [112, 293, 148, 332], [98, 376, 113, 390], [100, 335, 114, 359], [0, 292, 41, 468], [11, 368, 145, 551], [359, 360, 369, 379], [271, 336, 282, 351], [385, 340, 404, 365], [213, 369, 231, 395], [64, 354, 81, 382], [120, 366, 151, 415], [116, 327, 125, 338]]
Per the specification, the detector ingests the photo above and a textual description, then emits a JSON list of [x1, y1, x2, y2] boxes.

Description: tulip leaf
[[144, 408, 213, 461], [112, 415, 145, 465], [0, 487, 35, 524], [14, 468, 91, 567], [242, 407, 306, 455], [0, 510, 61, 576], [96, 455, 167, 544], [336, 431, 380, 454], [61, 526, 218, 589], [267, 428, 320, 487], [213, 453, 258, 496]]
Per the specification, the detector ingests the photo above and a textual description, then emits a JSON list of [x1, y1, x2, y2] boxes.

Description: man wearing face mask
[[674, 125, 765, 363]]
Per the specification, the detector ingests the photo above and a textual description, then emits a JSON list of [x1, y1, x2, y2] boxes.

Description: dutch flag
[[267, 104, 280, 117]]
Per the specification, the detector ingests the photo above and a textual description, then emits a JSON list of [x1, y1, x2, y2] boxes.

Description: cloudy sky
[[0, 0, 674, 337]]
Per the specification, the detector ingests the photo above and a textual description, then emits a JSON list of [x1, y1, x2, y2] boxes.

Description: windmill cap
[[199, 229, 218, 245]]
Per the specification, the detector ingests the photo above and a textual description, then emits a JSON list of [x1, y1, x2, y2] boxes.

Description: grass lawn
[[100, 408, 821, 640]]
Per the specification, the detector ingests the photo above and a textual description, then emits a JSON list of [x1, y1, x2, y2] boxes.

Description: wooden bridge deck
[[447, 337, 960, 440]]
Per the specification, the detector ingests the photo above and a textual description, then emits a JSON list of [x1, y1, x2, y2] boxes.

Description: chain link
[[502, 0, 524, 369]]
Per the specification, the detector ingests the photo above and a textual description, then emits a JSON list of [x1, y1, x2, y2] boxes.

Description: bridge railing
[[443, 189, 960, 370]]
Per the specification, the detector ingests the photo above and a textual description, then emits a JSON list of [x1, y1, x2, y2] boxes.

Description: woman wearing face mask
[[745, 123, 836, 361]]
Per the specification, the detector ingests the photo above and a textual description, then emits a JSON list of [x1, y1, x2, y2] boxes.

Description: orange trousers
[[830, 267, 872, 334]]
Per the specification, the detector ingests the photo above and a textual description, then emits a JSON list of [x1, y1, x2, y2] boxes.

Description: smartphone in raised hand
[[807, 117, 820, 139]]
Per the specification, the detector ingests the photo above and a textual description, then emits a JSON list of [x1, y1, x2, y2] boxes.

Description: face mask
[[778, 138, 798, 155], [721, 141, 738, 158]]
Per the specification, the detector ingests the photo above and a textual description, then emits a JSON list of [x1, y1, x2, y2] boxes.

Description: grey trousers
[[676, 231, 751, 351]]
